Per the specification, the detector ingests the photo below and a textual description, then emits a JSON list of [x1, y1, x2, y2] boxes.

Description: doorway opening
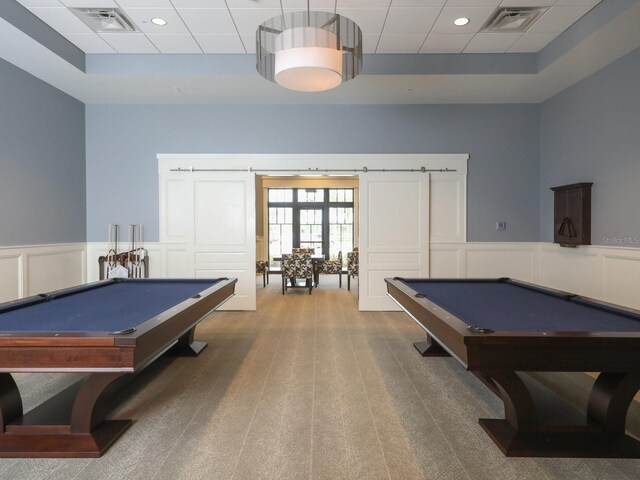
[[255, 176, 359, 274]]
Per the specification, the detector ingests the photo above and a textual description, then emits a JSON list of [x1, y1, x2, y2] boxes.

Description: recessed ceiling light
[[453, 17, 470, 27], [151, 18, 167, 26]]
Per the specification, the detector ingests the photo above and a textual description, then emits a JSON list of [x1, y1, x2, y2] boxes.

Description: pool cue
[[137, 224, 147, 278], [128, 224, 134, 277], [106, 224, 118, 269]]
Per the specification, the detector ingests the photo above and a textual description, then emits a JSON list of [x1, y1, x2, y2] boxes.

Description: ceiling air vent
[[70, 8, 137, 33], [481, 7, 547, 33]]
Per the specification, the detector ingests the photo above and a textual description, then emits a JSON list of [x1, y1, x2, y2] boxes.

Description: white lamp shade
[[275, 47, 342, 92], [273, 27, 342, 92]]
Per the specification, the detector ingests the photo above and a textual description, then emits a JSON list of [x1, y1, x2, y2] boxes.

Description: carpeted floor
[[2, 277, 638, 479]]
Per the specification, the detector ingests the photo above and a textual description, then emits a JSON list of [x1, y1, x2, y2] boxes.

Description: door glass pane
[[300, 208, 323, 255], [329, 206, 354, 262], [268, 207, 293, 267]]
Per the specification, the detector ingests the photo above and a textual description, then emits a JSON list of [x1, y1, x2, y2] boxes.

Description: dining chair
[[292, 248, 315, 254], [347, 248, 358, 291], [319, 251, 343, 288], [281, 253, 313, 294], [256, 260, 269, 287]]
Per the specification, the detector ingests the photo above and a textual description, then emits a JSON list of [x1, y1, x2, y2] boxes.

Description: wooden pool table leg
[[169, 326, 207, 357], [478, 370, 640, 458], [587, 371, 640, 434], [0, 372, 131, 457], [0, 374, 23, 431], [413, 335, 450, 357]]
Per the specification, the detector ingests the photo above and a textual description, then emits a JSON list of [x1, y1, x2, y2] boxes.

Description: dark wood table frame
[[386, 277, 640, 458], [0, 278, 236, 458]]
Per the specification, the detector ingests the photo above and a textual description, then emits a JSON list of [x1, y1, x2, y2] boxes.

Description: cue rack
[[98, 224, 149, 280]]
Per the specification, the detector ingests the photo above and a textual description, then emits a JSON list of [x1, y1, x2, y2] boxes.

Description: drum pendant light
[[256, 2, 362, 93]]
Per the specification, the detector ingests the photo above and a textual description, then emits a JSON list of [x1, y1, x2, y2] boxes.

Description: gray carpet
[[2, 277, 639, 479]]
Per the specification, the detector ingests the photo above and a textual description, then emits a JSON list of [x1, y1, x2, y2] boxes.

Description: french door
[[268, 188, 354, 263]]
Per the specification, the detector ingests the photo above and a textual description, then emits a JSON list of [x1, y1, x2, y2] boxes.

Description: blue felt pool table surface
[[0, 279, 222, 333], [400, 279, 640, 333]]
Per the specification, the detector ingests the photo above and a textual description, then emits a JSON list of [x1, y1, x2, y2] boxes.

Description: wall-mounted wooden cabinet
[[550, 182, 592, 247]]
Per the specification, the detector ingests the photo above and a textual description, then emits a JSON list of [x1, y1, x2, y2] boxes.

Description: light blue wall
[[85, 104, 540, 242], [0, 58, 86, 246], [540, 47, 640, 246]]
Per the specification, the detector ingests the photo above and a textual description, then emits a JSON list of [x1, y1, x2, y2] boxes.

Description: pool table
[[386, 277, 640, 458], [0, 277, 236, 458]]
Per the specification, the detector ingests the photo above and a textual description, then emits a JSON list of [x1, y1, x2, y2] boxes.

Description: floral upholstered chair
[[292, 247, 315, 254], [256, 260, 269, 287], [319, 251, 343, 288], [347, 248, 358, 291], [281, 253, 313, 294]]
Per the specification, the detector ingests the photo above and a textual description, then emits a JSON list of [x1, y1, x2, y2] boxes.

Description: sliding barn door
[[160, 171, 256, 310], [358, 173, 430, 311]]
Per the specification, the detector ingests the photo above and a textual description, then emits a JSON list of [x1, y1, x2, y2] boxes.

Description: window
[[267, 187, 355, 267]]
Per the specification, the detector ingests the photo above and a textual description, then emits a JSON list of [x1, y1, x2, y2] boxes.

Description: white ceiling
[[5, 0, 638, 105], [17, 0, 601, 55]]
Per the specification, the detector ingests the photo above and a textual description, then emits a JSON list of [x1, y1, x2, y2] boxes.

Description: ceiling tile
[[431, 6, 497, 34], [445, 0, 500, 7], [463, 32, 521, 52], [392, 0, 445, 6], [528, 5, 593, 33], [240, 34, 256, 53], [507, 31, 558, 52], [122, 7, 191, 34], [332, 0, 391, 6], [177, 9, 237, 35], [16, 0, 62, 6], [99, 32, 159, 52], [64, 33, 116, 52], [28, 7, 94, 33], [147, 34, 204, 53], [336, 8, 388, 35], [420, 32, 473, 53], [226, 0, 283, 7], [500, 0, 556, 6], [194, 34, 246, 53], [230, 8, 281, 35], [555, 0, 600, 6], [114, 0, 173, 6], [60, 0, 118, 7], [362, 34, 380, 53], [171, 0, 228, 7], [383, 7, 441, 35], [376, 34, 425, 53]]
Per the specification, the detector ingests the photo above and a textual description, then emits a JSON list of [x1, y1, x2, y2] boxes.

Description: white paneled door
[[160, 171, 256, 310], [358, 173, 430, 310]]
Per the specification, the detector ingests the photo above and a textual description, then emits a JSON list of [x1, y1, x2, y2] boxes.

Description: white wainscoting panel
[[430, 242, 640, 310], [602, 255, 640, 310], [539, 243, 640, 309], [0, 244, 86, 303], [466, 245, 537, 282], [539, 244, 602, 299], [0, 254, 21, 304]]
